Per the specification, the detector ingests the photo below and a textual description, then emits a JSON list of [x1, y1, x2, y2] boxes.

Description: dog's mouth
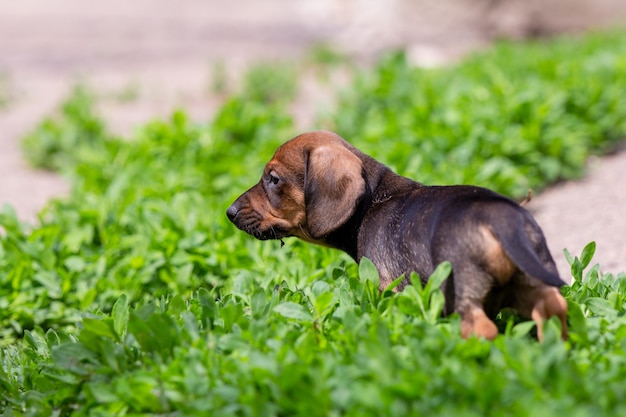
[[251, 226, 289, 241], [238, 223, 289, 241], [228, 209, 290, 241]]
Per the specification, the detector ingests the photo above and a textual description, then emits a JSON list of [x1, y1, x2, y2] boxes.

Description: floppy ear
[[305, 144, 365, 238]]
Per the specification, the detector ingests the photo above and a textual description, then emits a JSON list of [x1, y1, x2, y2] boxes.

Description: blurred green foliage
[[329, 31, 626, 197], [1, 32, 626, 415]]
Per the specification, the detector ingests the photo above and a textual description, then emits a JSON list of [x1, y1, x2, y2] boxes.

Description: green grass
[[1, 31, 626, 415]]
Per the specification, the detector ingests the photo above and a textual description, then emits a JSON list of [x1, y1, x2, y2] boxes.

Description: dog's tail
[[490, 215, 567, 288]]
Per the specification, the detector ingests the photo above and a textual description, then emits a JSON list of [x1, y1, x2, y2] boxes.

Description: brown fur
[[479, 225, 516, 286], [227, 131, 568, 341]]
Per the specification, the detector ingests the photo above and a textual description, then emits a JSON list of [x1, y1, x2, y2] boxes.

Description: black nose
[[226, 204, 239, 222]]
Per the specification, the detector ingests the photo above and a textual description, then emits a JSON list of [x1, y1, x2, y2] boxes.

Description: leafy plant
[[1, 30, 626, 416], [21, 85, 107, 172], [326, 31, 626, 198]]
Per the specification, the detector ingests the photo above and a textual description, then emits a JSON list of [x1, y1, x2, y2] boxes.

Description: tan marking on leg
[[478, 225, 516, 285]]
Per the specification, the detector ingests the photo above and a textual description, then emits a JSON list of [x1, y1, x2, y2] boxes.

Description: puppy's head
[[227, 131, 365, 243]]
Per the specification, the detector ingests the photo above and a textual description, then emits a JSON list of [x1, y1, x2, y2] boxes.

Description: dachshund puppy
[[227, 131, 567, 340]]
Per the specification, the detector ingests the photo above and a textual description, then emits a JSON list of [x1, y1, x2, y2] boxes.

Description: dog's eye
[[268, 173, 280, 186]]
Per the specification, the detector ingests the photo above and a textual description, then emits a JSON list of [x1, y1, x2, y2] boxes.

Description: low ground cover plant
[[328, 31, 626, 197], [1, 30, 626, 415]]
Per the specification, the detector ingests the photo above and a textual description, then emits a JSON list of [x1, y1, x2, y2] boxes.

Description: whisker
[[298, 224, 313, 240]]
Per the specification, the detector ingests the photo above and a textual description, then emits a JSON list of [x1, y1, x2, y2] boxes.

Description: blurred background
[[0, 0, 625, 272]]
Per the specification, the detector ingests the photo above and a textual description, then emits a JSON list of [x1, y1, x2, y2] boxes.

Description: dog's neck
[[371, 169, 422, 204]]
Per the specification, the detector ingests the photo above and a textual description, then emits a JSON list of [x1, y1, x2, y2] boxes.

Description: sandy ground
[[0, 0, 625, 277], [531, 152, 626, 276]]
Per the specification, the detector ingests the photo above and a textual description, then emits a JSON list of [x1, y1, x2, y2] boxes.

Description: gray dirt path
[[532, 152, 626, 277], [1, 0, 625, 277]]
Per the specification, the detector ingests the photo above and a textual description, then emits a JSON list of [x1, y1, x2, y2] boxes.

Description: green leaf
[[563, 248, 574, 266], [311, 280, 331, 296], [128, 312, 159, 354], [511, 321, 536, 339], [314, 292, 336, 319], [112, 294, 129, 339], [274, 302, 313, 322], [409, 271, 423, 292], [570, 258, 583, 282], [51, 342, 100, 375], [24, 329, 49, 357], [82, 318, 118, 340], [64, 256, 87, 272], [427, 290, 446, 323], [359, 257, 380, 289], [579, 241, 596, 269], [424, 261, 452, 297], [86, 381, 119, 403], [383, 274, 405, 293], [585, 297, 617, 318], [251, 287, 269, 319], [566, 300, 588, 344], [218, 334, 250, 352]]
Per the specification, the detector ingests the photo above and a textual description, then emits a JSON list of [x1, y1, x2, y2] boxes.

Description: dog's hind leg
[[436, 240, 501, 340], [513, 283, 568, 341], [450, 264, 500, 340]]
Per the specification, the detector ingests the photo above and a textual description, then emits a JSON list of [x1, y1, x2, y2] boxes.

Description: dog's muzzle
[[226, 200, 288, 241]]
